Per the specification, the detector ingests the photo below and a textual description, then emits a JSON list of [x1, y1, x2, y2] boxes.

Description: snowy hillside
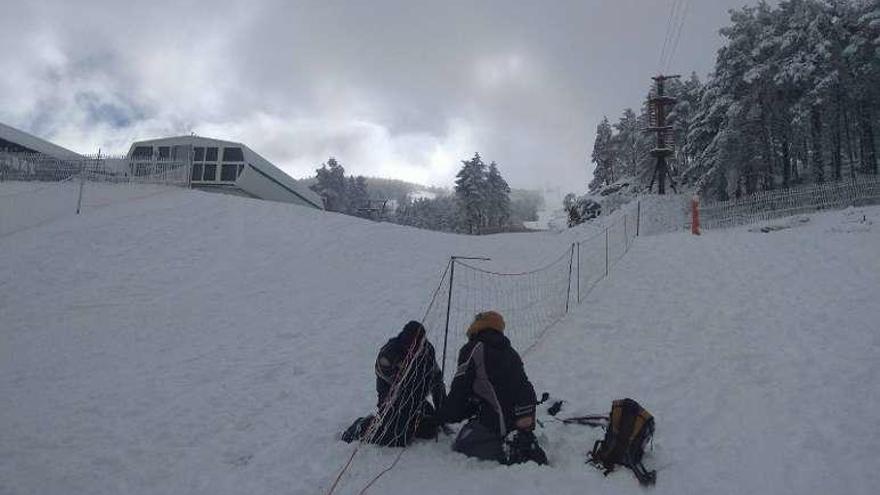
[[1, 189, 878, 495]]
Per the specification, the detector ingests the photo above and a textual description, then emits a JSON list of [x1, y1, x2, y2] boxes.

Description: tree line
[[589, 0, 880, 201], [309, 153, 539, 234]]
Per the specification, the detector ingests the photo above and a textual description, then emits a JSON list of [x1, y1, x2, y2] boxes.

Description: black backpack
[[588, 398, 656, 485]]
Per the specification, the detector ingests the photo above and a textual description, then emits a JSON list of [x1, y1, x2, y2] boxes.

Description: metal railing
[[0, 151, 192, 238]]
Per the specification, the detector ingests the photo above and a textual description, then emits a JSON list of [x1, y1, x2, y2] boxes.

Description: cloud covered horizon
[[1, 0, 751, 193]]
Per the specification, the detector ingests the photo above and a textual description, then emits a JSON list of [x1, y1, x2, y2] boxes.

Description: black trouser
[[343, 402, 439, 447], [452, 419, 547, 465], [452, 420, 505, 462], [412, 402, 441, 439]]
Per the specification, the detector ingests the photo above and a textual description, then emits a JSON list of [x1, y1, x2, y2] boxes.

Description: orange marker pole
[[691, 195, 701, 235]]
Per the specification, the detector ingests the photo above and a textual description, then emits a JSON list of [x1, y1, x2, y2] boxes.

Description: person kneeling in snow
[[439, 311, 547, 465], [342, 321, 446, 446]]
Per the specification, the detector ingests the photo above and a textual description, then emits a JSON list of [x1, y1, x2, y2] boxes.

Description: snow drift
[[1, 188, 878, 495]]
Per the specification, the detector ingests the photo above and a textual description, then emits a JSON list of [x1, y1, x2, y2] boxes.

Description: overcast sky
[[1, 0, 759, 193]]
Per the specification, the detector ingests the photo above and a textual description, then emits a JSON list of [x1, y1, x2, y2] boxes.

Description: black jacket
[[440, 329, 537, 437], [369, 329, 446, 446], [375, 335, 445, 411]]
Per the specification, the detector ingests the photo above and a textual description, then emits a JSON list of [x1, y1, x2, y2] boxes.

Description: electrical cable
[[665, 0, 691, 72]]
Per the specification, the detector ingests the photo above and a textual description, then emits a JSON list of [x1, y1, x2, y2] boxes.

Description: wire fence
[[331, 202, 642, 494], [430, 203, 641, 378], [576, 205, 639, 305], [0, 151, 191, 238], [699, 176, 880, 230]]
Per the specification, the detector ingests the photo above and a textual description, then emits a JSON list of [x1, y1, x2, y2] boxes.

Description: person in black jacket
[[440, 311, 547, 465], [342, 321, 446, 446]]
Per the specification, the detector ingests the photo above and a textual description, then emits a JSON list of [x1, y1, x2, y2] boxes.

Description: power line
[[665, 0, 691, 72], [658, 0, 681, 73], [657, 0, 675, 72]]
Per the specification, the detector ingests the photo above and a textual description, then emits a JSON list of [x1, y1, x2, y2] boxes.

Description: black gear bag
[[587, 398, 656, 485]]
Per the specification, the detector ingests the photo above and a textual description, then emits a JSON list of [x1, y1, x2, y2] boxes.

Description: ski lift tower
[[647, 74, 680, 194]]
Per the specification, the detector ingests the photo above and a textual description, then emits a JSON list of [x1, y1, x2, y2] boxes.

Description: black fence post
[[76, 161, 85, 215], [565, 243, 575, 313], [576, 241, 581, 304], [636, 200, 641, 237], [604, 227, 610, 277], [440, 258, 455, 384]]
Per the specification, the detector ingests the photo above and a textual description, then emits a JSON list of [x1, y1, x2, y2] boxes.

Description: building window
[[158, 146, 171, 159], [221, 164, 238, 181], [203, 163, 217, 181], [191, 163, 203, 181], [132, 146, 152, 159], [193, 147, 205, 162], [205, 147, 218, 162], [171, 145, 188, 160], [222, 147, 244, 162]]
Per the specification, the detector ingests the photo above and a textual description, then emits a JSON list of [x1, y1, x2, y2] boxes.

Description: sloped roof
[[0, 121, 82, 160], [128, 134, 241, 149]]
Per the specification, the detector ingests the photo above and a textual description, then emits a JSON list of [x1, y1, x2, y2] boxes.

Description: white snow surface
[[1, 188, 879, 495]]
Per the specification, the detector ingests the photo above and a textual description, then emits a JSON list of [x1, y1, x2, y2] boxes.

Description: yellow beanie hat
[[467, 311, 505, 337]]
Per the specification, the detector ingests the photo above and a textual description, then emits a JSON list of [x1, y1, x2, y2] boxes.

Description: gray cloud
[[1, 0, 755, 192]]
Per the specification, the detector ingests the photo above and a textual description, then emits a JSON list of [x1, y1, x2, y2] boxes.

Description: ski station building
[[1, 121, 322, 210], [126, 135, 324, 210], [0, 122, 82, 160]]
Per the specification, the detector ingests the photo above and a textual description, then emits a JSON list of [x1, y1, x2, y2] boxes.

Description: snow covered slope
[[1, 189, 878, 495]]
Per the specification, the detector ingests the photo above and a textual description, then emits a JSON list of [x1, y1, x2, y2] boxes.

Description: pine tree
[[668, 73, 704, 176], [310, 157, 348, 212], [485, 161, 511, 228], [454, 153, 488, 234], [613, 108, 651, 181], [847, 0, 880, 174], [589, 116, 615, 193], [347, 175, 370, 216]]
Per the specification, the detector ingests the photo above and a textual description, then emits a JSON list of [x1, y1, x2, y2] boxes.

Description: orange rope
[[357, 447, 407, 495], [324, 444, 361, 495]]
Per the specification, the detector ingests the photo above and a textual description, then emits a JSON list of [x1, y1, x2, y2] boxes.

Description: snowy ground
[[0, 181, 177, 237], [1, 188, 878, 495]]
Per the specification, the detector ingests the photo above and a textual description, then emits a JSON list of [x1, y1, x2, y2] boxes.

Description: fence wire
[[0, 151, 191, 237], [700, 176, 880, 230], [445, 249, 573, 367]]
